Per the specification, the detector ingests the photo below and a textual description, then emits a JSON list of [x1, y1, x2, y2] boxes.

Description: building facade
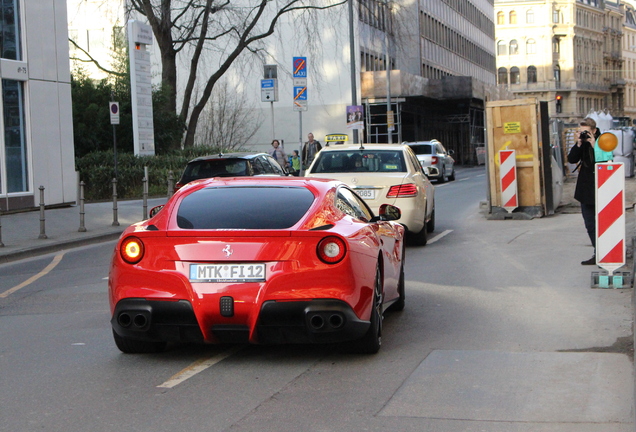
[[494, 0, 625, 122], [66, 0, 496, 165], [0, 0, 75, 211], [623, 1, 636, 121]]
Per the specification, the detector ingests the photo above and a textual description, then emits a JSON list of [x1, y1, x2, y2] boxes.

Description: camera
[[580, 130, 591, 140]]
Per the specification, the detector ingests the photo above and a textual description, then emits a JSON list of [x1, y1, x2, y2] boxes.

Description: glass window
[[1, 0, 21, 60], [526, 39, 536, 54], [180, 159, 248, 184], [3, 79, 28, 193], [527, 66, 537, 83], [510, 40, 519, 55], [336, 187, 374, 222], [526, 10, 534, 23], [309, 150, 406, 174], [177, 186, 315, 229], [553, 38, 560, 53], [497, 11, 504, 25], [497, 41, 507, 56], [510, 67, 520, 84], [509, 11, 517, 25], [554, 65, 561, 83], [553, 9, 560, 24], [407, 144, 433, 155], [498, 67, 508, 85]]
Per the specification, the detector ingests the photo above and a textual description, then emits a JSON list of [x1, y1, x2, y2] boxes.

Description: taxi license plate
[[190, 263, 266, 282], [356, 189, 375, 200]]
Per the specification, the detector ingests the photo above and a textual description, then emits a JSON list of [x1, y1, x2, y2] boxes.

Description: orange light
[[598, 132, 619, 152], [556, 95, 562, 101], [135, 43, 141, 50], [120, 236, 144, 264]]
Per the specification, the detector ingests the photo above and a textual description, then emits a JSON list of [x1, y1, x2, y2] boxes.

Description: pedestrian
[[290, 150, 301, 176], [270, 139, 289, 170], [567, 117, 602, 265], [302, 132, 322, 169]]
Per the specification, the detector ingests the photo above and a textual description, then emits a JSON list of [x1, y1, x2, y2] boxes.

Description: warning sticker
[[504, 122, 521, 134]]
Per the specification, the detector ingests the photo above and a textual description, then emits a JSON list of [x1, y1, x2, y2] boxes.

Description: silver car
[[404, 140, 455, 183]]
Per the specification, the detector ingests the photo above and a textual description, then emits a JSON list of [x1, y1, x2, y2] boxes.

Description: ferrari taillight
[[120, 236, 144, 264], [317, 236, 347, 264], [387, 184, 418, 198], [431, 156, 438, 165]]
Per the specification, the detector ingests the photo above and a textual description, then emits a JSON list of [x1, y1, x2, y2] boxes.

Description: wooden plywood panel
[[486, 98, 542, 209]]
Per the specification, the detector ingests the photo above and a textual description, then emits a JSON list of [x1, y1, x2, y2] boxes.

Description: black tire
[[426, 207, 435, 233], [112, 330, 167, 354], [411, 222, 428, 246], [438, 167, 447, 183], [353, 265, 383, 354], [448, 168, 456, 181]]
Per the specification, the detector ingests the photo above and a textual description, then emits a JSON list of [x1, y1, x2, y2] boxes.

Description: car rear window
[[176, 186, 315, 229], [408, 144, 433, 155], [310, 150, 406, 173], [181, 159, 249, 183]]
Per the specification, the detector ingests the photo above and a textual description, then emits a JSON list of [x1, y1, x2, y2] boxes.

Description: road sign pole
[[271, 101, 275, 141], [299, 111, 303, 176]]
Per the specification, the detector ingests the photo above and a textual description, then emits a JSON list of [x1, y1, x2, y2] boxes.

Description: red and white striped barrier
[[596, 162, 625, 275], [499, 149, 518, 212]]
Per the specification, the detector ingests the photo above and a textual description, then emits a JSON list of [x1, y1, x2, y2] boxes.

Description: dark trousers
[[581, 202, 596, 249]]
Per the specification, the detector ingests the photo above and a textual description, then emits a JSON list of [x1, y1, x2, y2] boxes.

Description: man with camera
[[567, 117, 601, 265]]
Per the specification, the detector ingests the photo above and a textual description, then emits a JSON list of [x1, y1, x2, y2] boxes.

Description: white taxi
[[305, 143, 435, 245]]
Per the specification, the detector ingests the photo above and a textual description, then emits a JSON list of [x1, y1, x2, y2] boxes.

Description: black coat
[[567, 130, 600, 205]]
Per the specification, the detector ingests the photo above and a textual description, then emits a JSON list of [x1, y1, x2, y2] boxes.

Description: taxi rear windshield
[[177, 186, 315, 229], [311, 150, 406, 173]]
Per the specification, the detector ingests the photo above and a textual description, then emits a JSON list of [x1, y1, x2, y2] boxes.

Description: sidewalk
[[0, 197, 167, 263]]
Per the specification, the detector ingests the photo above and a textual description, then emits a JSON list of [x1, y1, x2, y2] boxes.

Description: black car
[[175, 152, 288, 190]]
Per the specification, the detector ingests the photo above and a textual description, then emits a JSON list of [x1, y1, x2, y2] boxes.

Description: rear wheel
[[426, 207, 436, 233], [411, 222, 428, 246], [353, 265, 383, 354], [112, 330, 167, 354], [448, 167, 456, 181], [438, 167, 447, 183]]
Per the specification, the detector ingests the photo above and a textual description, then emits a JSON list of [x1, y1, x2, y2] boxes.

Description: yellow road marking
[[0, 252, 66, 298], [157, 346, 243, 389]]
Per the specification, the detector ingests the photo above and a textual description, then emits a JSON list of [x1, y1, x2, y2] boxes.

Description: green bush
[[76, 146, 233, 200]]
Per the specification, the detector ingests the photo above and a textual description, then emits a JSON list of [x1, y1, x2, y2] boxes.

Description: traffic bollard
[[112, 178, 120, 227], [167, 171, 174, 197], [78, 181, 87, 232], [142, 176, 148, 220], [0, 210, 4, 247], [38, 185, 47, 239]]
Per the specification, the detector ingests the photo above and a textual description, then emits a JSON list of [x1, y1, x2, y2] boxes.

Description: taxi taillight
[[120, 236, 145, 264], [387, 184, 418, 198], [317, 236, 347, 264]]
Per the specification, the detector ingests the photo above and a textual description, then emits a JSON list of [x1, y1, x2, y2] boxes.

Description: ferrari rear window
[[176, 186, 315, 229], [310, 150, 406, 173]]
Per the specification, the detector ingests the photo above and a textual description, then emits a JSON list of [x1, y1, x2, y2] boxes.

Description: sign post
[[128, 20, 155, 156], [109, 101, 120, 178], [293, 57, 308, 174]]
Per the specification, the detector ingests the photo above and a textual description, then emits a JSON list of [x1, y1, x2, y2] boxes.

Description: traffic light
[[556, 95, 562, 113]]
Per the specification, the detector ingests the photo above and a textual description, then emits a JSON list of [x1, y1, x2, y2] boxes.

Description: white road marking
[[427, 229, 453, 245], [0, 252, 66, 298], [157, 346, 243, 389]]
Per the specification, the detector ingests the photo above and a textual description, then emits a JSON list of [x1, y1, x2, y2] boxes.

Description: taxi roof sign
[[325, 134, 348, 143]]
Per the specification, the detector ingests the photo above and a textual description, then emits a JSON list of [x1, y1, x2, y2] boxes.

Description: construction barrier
[[499, 149, 518, 213], [595, 162, 625, 277]]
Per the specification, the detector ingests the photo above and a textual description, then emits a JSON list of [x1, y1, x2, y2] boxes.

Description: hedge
[[76, 146, 234, 201]]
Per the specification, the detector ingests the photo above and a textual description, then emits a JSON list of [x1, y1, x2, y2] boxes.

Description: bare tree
[[195, 80, 263, 148], [128, 0, 346, 148]]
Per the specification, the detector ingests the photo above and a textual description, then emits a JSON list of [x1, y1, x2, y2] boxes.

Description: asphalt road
[[0, 166, 633, 432]]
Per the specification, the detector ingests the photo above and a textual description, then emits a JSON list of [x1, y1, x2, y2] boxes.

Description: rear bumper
[[111, 298, 369, 345]]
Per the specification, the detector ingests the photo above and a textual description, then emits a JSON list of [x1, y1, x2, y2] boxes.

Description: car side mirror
[[371, 204, 401, 222], [149, 205, 165, 218], [448, 149, 455, 155]]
